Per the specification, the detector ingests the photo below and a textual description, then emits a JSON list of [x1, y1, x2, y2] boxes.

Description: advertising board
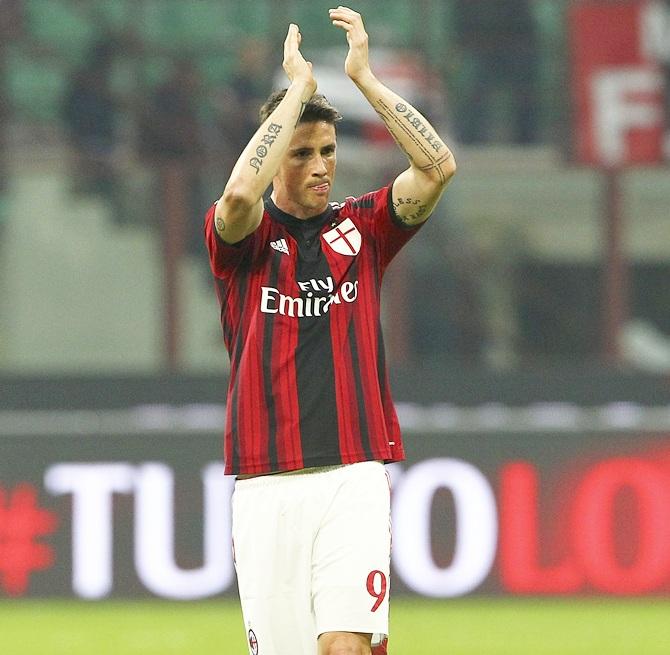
[[2, 415, 669, 599]]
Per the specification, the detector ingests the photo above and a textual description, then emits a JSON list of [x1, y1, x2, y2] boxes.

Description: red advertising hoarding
[[570, 0, 668, 167]]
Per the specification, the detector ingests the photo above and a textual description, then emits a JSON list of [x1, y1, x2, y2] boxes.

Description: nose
[[313, 155, 328, 176]]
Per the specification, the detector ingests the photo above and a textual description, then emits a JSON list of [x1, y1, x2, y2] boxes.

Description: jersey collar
[[265, 197, 335, 232]]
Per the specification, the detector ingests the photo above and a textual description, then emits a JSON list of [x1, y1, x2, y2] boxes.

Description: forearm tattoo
[[393, 196, 429, 224], [249, 122, 282, 174], [375, 99, 452, 184]]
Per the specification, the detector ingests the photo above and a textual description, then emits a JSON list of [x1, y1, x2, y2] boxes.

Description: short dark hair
[[259, 89, 343, 126]]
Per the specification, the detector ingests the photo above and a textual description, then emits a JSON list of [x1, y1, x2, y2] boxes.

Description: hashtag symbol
[[0, 483, 58, 596]]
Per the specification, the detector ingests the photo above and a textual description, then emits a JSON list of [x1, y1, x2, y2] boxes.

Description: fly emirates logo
[[260, 276, 359, 318]]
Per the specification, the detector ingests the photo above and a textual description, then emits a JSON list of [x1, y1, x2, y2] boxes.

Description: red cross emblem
[[323, 218, 361, 256]]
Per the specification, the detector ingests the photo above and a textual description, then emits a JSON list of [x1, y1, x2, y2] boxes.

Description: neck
[[270, 191, 327, 220]]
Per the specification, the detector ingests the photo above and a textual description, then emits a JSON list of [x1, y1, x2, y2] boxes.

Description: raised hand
[[329, 6, 372, 83], [283, 23, 317, 99]]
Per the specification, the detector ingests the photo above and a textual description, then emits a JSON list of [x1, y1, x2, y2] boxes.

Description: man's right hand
[[283, 24, 317, 100], [213, 24, 317, 244]]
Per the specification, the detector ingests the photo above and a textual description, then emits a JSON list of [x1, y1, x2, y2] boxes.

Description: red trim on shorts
[[372, 637, 389, 655]]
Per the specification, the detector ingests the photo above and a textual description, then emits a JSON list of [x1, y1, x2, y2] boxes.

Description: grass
[[2, 597, 670, 654]]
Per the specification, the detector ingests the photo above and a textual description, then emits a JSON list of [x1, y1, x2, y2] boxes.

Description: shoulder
[[334, 185, 393, 217], [204, 201, 273, 272]]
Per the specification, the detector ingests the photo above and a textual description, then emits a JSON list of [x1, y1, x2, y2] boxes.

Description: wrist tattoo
[[250, 122, 282, 174]]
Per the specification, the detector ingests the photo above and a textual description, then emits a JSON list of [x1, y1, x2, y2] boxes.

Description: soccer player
[[204, 7, 456, 655]]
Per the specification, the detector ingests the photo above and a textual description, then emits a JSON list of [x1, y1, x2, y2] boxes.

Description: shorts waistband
[[235, 461, 383, 486]]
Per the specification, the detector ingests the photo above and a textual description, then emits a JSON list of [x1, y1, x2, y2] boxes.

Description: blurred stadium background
[[1, 0, 670, 653]]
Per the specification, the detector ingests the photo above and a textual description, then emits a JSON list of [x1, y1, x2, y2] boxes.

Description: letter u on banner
[[134, 463, 235, 599]]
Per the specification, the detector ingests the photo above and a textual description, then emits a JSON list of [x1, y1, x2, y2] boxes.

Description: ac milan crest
[[248, 628, 259, 655], [322, 218, 361, 256]]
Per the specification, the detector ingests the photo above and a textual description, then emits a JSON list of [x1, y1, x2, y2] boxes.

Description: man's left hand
[[329, 6, 373, 83]]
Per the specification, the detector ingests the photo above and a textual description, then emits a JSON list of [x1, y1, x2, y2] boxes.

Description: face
[[272, 120, 337, 219]]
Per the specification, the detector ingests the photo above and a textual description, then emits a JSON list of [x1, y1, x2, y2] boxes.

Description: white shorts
[[231, 460, 392, 655]]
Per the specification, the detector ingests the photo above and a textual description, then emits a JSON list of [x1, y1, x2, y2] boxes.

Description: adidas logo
[[270, 238, 289, 255]]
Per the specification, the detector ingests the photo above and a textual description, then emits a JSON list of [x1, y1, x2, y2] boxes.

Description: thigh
[[312, 462, 392, 640], [232, 478, 317, 655]]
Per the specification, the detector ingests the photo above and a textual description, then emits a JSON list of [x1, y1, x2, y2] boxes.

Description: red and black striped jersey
[[204, 184, 423, 475]]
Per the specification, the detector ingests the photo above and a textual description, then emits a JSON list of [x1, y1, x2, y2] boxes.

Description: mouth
[[309, 182, 330, 194]]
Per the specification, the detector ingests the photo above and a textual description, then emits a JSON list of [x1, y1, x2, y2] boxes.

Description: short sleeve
[[347, 184, 424, 271], [203, 202, 255, 278]]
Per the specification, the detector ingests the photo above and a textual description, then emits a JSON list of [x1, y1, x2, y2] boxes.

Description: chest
[[270, 217, 367, 293]]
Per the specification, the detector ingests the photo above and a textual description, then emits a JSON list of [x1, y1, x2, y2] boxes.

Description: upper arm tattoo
[[393, 196, 429, 225], [215, 215, 226, 235]]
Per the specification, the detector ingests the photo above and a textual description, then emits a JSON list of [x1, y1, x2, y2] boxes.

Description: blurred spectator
[[0, 33, 7, 229], [0, 0, 24, 226], [138, 59, 205, 257], [61, 37, 126, 222], [451, 0, 539, 144], [663, 0, 670, 160], [214, 38, 271, 179]]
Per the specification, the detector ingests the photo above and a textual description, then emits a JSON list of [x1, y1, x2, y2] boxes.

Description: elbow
[[442, 156, 457, 183], [423, 158, 456, 191], [221, 185, 256, 213], [214, 184, 263, 243], [420, 154, 457, 189]]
